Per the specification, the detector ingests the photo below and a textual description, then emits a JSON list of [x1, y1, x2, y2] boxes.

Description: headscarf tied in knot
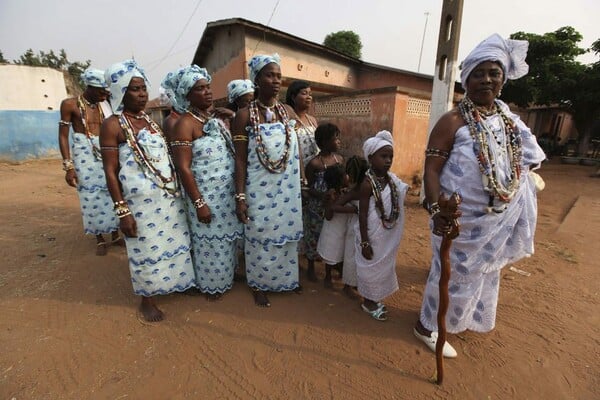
[[248, 53, 281, 83], [227, 79, 254, 104], [161, 67, 186, 112], [460, 33, 529, 91], [173, 65, 211, 112], [104, 59, 150, 115], [81, 68, 108, 88], [363, 130, 394, 159]]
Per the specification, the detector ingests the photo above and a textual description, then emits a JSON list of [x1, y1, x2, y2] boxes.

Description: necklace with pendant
[[256, 99, 276, 122]]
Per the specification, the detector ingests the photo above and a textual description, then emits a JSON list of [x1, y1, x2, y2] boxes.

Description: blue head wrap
[[227, 79, 254, 104], [248, 53, 281, 83], [161, 67, 186, 112], [104, 59, 150, 115], [173, 65, 211, 112], [81, 68, 108, 88], [460, 33, 529, 91]]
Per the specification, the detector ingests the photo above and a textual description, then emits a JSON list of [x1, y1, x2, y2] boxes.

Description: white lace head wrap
[[227, 79, 254, 104], [81, 68, 108, 88], [363, 130, 394, 159], [248, 53, 281, 84], [460, 33, 529, 91], [104, 59, 150, 115]]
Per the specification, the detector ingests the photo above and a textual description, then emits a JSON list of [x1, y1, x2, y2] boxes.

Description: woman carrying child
[[356, 130, 408, 321]]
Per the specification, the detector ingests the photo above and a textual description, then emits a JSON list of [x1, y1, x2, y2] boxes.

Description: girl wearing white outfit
[[356, 131, 408, 321]]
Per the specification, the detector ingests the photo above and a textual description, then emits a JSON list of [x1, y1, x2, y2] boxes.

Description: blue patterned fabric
[[160, 67, 186, 113], [173, 65, 211, 113], [227, 79, 254, 104], [419, 107, 545, 333], [247, 54, 280, 83], [81, 68, 108, 88], [303, 169, 328, 261], [118, 128, 195, 296], [186, 118, 242, 294], [105, 60, 150, 115], [244, 121, 303, 291], [71, 132, 118, 235]]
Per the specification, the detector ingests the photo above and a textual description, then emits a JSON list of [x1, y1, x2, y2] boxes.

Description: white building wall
[[0, 65, 67, 111]]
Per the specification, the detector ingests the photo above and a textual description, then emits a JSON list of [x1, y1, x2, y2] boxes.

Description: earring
[[497, 89, 502, 98]]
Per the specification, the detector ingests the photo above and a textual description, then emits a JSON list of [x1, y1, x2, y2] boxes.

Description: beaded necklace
[[458, 96, 523, 204], [366, 168, 400, 229], [248, 99, 293, 173], [256, 99, 277, 122], [187, 107, 235, 157], [118, 112, 180, 197], [77, 95, 104, 160]]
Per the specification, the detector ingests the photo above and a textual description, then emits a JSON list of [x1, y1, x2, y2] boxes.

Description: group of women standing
[[96, 33, 545, 361], [99, 53, 322, 320]]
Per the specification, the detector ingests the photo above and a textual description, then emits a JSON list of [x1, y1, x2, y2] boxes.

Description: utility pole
[[417, 12, 430, 73], [420, 0, 464, 203]]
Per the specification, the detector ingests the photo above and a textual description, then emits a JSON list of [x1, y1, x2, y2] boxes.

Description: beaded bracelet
[[428, 202, 441, 217], [234, 193, 246, 202], [62, 159, 75, 171], [193, 197, 207, 209], [58, 120, 71, 126], [360, 241, 371, 249], [170, 140, 193, 147], [117, 210, 132, 219], [425, 148, 450, 159], [232, 135, 249, 142]]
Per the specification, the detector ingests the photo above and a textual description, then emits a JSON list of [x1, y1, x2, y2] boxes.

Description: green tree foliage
[[0, 50, 7, 63], [13, 48, 91, 90], [501, 27, 600, 155], [323, 31, 362, 59]]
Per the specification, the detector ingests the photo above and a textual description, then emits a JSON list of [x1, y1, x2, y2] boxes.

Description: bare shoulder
[[429, 108, 465, 146], [282, 104, 297, 119], [231, 107, 250, 134], [101, 115, 121, 133], [60, 97, 77, 111]]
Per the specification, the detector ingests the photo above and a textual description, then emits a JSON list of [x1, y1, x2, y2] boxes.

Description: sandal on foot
[[361, 303, 387, 321]]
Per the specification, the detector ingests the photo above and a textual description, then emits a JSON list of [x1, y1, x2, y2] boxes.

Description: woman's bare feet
[[96, 235, 107, 256], [251, 288, 270, 307], [140, 297, 164, 322], [111, 231, 125, 247]]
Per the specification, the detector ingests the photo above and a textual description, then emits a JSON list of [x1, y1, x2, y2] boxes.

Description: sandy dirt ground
[[0, 159, 599, 400]]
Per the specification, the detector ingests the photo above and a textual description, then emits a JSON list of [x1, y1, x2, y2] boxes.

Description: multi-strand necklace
[[248, 99, 293, 173], [77, 95, 104, 160], [458, 96, 523, 205], [187, 107, 235, 157], [366, 168, 400, 229], [118, 112, 180, 197]]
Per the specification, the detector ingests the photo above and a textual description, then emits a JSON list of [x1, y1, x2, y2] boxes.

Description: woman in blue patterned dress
[[100, 60, 195, 322], [232, 54, 303, 307], [166, 65, 242, 300]]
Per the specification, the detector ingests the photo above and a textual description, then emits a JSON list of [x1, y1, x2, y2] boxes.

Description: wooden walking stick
[[435, 192, 461, 385]]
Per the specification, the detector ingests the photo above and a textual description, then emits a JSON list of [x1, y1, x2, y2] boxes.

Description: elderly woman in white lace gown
[[413, 34, 546, 358]]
